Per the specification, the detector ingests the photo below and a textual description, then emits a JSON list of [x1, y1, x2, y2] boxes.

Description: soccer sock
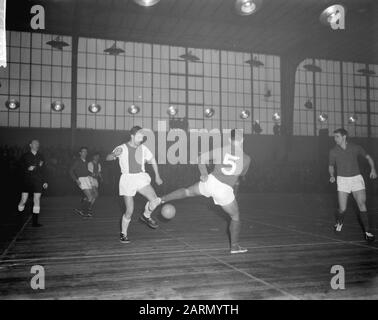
[[143, 201, 152, 219], [367, 211, 375, 234], [32, 207, 40, 226], [229, 219, 241, 248], [162, 188, 189, 203], [32, 213, 38, 225], [358, 210, 369, 234], [360, 210, 376, 234], [121, 216, 131, 236], [143, 198, 161, 218], [335, 210, 346, 224], [88, 198, 95, 211], [81, 199, 90, 212], [32, 206, 40, 214]]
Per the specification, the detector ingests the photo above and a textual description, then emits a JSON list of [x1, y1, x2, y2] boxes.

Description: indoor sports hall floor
[[1, 194, 378, 300]]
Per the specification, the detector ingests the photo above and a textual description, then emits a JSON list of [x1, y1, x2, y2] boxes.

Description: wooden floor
[[1, 193, 378, 300]]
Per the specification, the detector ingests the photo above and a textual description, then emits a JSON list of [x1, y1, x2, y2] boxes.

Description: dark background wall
[[1, 127, 377, 163]]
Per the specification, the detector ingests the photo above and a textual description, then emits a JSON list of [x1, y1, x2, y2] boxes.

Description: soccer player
[[153, 129, 251, 254], [88, 152, 102, 201], [106, 126, 163, 243], [69, 147, 97, 217], [329, 128, 377, 242], [17, 139, 48, 227]]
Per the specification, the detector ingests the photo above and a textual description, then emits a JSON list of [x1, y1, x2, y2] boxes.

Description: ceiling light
[[272, 112, 280, 122], [235, 0, 263, 16], [133, 0, 160, 7], [318, 113, 328, 123], [240, 110, 251, 119], [88, 103, 101, 114], [51, 101, 65, 112], [303, 64, 322, 73], [167, 105, 178, 116], [5, 99, 20, 110], [304, 100, 313, 109], [128, 104, 140, 115], [179, 51, 200, 62], [348, 114, 358, 124], [104, 42, 125, 56], [46, 36, 69, 50], [320, 4, 346, 28], [204, 108, 215, 118], [245, 57, 264, 67]]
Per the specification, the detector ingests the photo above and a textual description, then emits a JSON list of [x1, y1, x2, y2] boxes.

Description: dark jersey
[[20, 151, 46, 182], [70, 158, 91, 180], [329, 143, 367, 177], [20, 151, 46, 192], [201, 146, 251, 187]]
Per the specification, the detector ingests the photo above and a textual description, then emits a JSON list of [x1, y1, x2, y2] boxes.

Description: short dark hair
[[79, 146, 88, 152], [129, 125, 142, 136], [29, 139, 39, 144], [333, 128, 348, 136], [125, 125, 142, 142]]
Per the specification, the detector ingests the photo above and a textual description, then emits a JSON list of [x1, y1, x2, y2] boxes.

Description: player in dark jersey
[[69, 146, 97, 217], [17, 139, 48, 227], [152, 129, 251, 254], [329, 128, 377, 242]]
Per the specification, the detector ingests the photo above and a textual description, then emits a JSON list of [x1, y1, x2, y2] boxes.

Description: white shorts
[[198, 174, 235, 206], [78, 177, 93, 190], [337, 175, 365, 194], [119, 172, 151, 197], [89, 177, 99, 188]]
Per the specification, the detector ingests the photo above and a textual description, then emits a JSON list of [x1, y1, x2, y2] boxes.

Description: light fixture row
[[6, 99, 281, 120], [318, 112, 358, 124]]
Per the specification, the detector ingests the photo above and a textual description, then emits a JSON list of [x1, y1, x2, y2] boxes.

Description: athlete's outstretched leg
[[161, 183, 201, 203]]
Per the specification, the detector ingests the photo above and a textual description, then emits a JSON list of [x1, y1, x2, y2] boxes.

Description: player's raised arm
[[106, 147, 122, 161]]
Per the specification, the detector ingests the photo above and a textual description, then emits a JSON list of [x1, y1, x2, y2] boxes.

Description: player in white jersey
[[106, 126, 163, 243]]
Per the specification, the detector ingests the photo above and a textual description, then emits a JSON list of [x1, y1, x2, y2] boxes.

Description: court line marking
[[242, 216, 378, 252], [157, 228, 300, 300], [248, 208, 376, 232], [0, 215, 31, 261], [0, 240, 359, 266]]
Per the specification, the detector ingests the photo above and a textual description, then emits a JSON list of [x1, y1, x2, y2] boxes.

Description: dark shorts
[[22, 177, 44, 193]]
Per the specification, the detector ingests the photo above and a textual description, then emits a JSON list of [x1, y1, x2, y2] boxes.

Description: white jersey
[[113, 143, 153, 174]]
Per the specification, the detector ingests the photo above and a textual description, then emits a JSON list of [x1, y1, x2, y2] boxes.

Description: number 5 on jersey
[[221, 153, 240, 175]]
